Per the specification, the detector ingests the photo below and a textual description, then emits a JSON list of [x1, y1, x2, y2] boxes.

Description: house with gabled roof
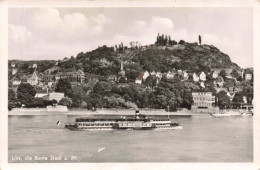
[[150, 71, 156, 76], [12, 79, 21, 86], [166, 71, 175, 79], [199, 72, 206, 81], [143, 71, 150, 80], [27, 69, 40, 86], [193, 73, 199, 82], [156, 72, 162, 79], [135, 73, 144, 84]]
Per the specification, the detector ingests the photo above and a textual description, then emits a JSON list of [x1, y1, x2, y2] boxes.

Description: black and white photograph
[[1, 0, 260, 169]]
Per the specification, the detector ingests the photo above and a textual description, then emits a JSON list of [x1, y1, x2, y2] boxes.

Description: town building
[[55, 70, 85, 84], [177, 70, 183, 75], [200, 82, 205, 88], [166, 71, 175, 79], [245, 73, 252, 81], [191, 92, 215, 108], [27, 69, 40, 86], [43, 92, 64, 102], [199, 72, 206, 81], [183, 71, 189, 80], [143, 71, 150, 80], [44, 66, 60, 75], [193, 73, 199, 82], [107, 75, 118, 82], [150, 71, 156, 76], [156, 72, 162, 79], [12, 68, 18, 75], [12, 79, 21, 86], [135, 73, 144, 84], [11, 62, 16, 68], [35, 93, 48, 98], [214, 76, 224, 87], [212, 70, 219, 79], [227, 86, 236, 101]]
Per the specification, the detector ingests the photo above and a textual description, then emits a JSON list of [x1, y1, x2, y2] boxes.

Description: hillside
[[9, 41, 241, 80], [52, 42, 241, 81], [8, 37, 253, 110]]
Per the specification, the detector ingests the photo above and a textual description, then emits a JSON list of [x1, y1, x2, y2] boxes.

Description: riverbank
[[9, 108, 193, 116], [9, 107, 249, 116]]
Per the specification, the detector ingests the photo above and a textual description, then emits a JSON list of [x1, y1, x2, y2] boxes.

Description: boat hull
[[154, 126, 183, 130]]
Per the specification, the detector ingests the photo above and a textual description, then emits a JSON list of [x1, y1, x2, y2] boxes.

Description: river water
[[8, 111, 253, 162]]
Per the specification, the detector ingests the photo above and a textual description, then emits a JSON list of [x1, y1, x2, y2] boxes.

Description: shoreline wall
[[11, 105, 68, 112]]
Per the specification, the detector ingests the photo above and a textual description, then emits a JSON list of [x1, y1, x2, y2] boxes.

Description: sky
[[8, 7, 253, 68]]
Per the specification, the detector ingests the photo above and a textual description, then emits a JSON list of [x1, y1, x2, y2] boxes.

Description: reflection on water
[[8, 111, 253, 162]]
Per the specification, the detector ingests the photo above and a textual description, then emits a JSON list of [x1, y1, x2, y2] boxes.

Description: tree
[[199, 35, 202, 45], [231, 69, 240, 78], [219, 70, 226, 80], [232, 92, 244, 103], [8, 89, 20, 110], [216, 90, 230, 109], [178, 40, 185, 45], [17, 83, 36, 107], [59, 97, 72, 107], [55, 79, 73, 97]]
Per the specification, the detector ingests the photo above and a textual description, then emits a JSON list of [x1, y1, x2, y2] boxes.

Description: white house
[[35, 93, 48, 98], [177, 70, 183, 75], [212, 70, 219, 79], [183, 71, 189, 80], [135, 73, 144, 84], [166, 71, 175, 79], [243, 96, 247, 104], [199, 72, 206, 81], [150, 71, 156, 76], [245, 73, 252, 81], [12, 69, 18, 75], [200, 82, 205, 88], [214, 76, 224, 87], [27, 70, 40, 86], [11, 62, 16, 68], [12, 79, 21, 86], [156, 72, 162, 79], [193, 73, 199, 82], [43, 92, 64, 102], [143, 71, 150, 80]]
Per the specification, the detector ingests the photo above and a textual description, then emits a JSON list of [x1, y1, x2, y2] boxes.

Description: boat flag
[[57, 121, 61, 126]]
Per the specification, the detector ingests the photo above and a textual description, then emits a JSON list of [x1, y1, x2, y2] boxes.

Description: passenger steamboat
[[63, 110, 182, 131]]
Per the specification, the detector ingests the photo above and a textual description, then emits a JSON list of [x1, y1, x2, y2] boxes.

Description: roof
[[57, 71, 83, 76], [137, 73, 144, 80]]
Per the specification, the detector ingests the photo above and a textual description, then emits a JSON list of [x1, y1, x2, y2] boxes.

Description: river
[[8, 110, 253, 162]]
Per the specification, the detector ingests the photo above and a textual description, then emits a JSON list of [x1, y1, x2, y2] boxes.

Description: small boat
[[211, 110, 240, 117], [240, 110, 253, 116]]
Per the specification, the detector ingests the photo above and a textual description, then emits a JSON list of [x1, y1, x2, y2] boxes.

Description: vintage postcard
[[0, 0, 260, 170]]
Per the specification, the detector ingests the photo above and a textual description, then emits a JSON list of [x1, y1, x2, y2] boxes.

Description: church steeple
[[118, 57, 125, 77], [120, 57, 123, 70]]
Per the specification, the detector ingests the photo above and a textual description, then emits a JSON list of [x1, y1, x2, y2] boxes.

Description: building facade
[[27, 70, 40, 86], [199, 72, 206, 81], [55, 70, 85, 84], [192, 92, 215, 108], [43, 92, 64, 102]]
